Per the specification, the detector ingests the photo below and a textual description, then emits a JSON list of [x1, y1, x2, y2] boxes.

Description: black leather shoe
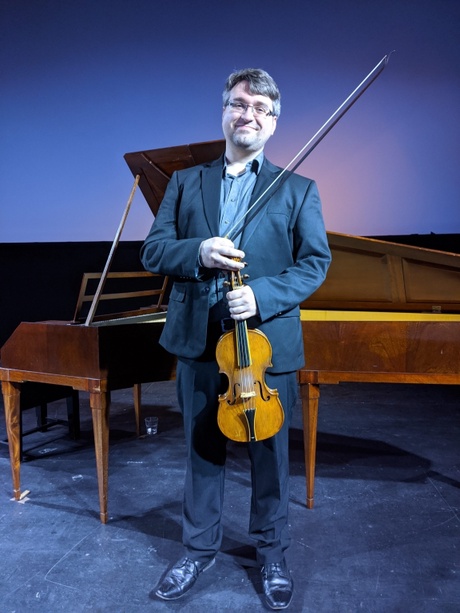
[[261, 559, 294, 610], [155, 556, 215, 601]]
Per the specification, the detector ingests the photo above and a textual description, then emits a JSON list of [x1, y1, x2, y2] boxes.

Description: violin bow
[[226, 51, 394, 242]]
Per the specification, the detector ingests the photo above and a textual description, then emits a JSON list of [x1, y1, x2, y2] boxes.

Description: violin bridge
[[240, 391, 256, 399]]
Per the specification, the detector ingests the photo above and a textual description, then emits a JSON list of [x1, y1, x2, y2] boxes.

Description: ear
[[270, 116, 278, 136]]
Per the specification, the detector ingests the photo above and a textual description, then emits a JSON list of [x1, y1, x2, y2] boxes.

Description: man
[[140, 68, 331, 610]]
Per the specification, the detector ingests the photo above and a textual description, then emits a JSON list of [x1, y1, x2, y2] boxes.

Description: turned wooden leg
[[2, 381, 22, 500], [300, 382, 320, 509], [89, 391, 110, 523]]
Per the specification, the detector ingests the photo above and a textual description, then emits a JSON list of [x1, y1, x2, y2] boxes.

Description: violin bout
[[216, 327, 285, 442]]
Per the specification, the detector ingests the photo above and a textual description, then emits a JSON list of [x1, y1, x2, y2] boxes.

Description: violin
[[216, 265, 284, 442]]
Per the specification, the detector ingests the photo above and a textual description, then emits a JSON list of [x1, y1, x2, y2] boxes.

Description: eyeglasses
[[226, 101, 275, 117]]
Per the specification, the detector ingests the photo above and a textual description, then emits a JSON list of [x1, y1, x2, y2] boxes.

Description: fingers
[[226, 286, 258, 320], [199, 237, 245, 270]]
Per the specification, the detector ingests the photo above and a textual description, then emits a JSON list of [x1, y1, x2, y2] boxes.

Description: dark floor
[[0, 381, 459, 612]]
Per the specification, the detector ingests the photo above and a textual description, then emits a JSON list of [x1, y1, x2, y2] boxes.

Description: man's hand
[[199, 237, 245, 271], [226, 284, 258, 321]]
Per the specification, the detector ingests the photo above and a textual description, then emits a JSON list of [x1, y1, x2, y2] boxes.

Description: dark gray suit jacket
[[140, 156, 331, 373]]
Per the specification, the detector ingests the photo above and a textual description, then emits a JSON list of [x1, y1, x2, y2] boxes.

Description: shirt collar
[[222, 152, 264, 177]]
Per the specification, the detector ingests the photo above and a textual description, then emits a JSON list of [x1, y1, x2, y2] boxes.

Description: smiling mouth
[[235, 124, 257, 131]]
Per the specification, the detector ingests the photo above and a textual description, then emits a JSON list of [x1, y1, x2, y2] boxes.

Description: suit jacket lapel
[[240, 159, 281, 249], [201, 157, 223, 236], [200, 155, 281, 244]]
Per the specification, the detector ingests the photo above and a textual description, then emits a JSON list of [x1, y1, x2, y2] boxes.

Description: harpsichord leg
[[300, 383, 320, 509], [89, 391, 110, 523], [2, 381, 22, 501]]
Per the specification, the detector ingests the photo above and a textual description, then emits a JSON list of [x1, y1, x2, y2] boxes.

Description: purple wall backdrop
[[1, 0, 459, 242]]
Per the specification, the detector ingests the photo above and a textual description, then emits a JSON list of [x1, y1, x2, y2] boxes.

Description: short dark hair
[[223, 68, 281, 117]]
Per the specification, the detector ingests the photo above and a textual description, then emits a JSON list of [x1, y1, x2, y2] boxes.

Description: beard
[[230, 128, 264, 151]]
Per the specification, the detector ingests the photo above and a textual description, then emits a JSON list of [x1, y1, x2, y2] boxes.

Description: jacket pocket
[[170, 283, 186, 303]]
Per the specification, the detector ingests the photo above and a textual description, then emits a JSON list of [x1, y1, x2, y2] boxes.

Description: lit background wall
[[1, 0, 459, 243]]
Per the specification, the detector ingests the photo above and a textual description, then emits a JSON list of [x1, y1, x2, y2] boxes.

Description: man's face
[[222, 81, 277, 154]]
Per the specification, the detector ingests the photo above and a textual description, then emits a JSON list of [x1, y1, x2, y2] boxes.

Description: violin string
[[233, 271, 253, 415], [236, 313, 249, 406], [232, 271, 244, 407], [242, 321, 253, 411], [236, 321, 246, 410]]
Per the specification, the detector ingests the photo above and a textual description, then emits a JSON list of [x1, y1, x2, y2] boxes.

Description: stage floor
[[1, 381, 459, 612]]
